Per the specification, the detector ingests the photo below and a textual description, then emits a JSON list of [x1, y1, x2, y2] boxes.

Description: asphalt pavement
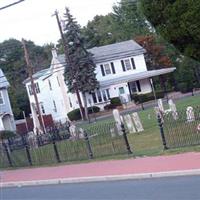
[[1, 175, 200, 200]]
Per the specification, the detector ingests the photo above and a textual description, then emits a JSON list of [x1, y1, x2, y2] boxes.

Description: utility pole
[[53, 10, 85, 120], [22, 39, 45, 134]]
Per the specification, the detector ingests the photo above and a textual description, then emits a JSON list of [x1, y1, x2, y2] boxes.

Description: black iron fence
[[160, 106, 200, 149], [0, 122, 131, 168]]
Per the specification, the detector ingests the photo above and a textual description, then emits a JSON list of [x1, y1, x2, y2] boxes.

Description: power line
[[0, 0, 25, 11]]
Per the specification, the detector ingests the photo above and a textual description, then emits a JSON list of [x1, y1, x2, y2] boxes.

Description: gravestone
[[27, 132, 38, 149], [69, 124, 77, 138], [186, 106, 195, 122], [158, 99, 165, 113], [131, 112, 144, 132], [78, 128, 85, 139], [110, 128, 116, 138], [113, 109, 123, 135], [123, 114, 136, 133], [168, 99, 178, 120]]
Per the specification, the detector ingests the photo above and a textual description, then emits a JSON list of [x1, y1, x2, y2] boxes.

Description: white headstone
[[113, 109, 123, 135], [69, 124, 77, 138], [131, 112, 144, 132], [110, 128, 116, 137], [168, 99, 178, 120], [123, 114, 136, 133], [27, 132, 38, 149], [186, 106, 195, 122], [158, 99, 165, 113], [78, 128, 85, 139]]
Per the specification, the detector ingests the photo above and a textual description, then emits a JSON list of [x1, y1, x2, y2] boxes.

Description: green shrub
[[104, 104, 117, 110], [0, 130, 16, 140], [110, 97, 122, 106], [133, 91, 165, 103], [178, 82, 193, 93], [67, 109, 81, 121], [88, 106, 100, 113], [67, 106, 100, 121]]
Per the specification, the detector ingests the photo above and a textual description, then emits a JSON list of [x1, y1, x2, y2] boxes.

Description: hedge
[[133, 91, 165, 104], [110, 97, 122, 106], [67, 106, 100, 121]]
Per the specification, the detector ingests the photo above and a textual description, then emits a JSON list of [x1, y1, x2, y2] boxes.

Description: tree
[[141, 0, 200, 62], [81, 0, 151, 48], [135, 35, 172, 93], [112, 0, 151, 39], [0, 39, 52, 119], [62, 8, 99, 120]]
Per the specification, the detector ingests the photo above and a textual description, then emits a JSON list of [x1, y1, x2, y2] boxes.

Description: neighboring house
[[24, 40, 175, 123], [0, 69, 16, 131]]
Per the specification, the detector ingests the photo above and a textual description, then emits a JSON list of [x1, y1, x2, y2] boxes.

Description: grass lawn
[[80, 95, 200, 157]]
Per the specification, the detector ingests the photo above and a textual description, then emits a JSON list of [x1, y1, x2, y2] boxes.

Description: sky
[[0, 0, 118, 45]]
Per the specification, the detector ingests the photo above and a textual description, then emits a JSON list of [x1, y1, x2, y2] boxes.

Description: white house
[[0, 69, 16, 131], [24, 40, 175, 122]]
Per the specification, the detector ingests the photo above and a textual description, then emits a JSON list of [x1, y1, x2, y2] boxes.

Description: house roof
[[88, 40, 146, 63], [99, 68, 176, 87], [23, 40, 147, 83], [0, 68, 9, 89]]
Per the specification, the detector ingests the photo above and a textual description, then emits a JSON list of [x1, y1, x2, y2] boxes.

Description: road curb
[[1, 169, 200, 188]]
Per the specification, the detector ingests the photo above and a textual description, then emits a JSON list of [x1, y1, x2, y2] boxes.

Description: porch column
[[0, 117, 5, 131]]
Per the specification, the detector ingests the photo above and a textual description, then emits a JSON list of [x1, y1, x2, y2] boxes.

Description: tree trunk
[[82, 92, 89, 121]]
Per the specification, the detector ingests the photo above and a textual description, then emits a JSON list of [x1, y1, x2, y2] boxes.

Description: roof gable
[[0, 68, 9, 89], [88, 40, 146, 63]]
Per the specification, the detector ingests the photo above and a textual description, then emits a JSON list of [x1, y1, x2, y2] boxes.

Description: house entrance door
[[128, 82, 137, 99]]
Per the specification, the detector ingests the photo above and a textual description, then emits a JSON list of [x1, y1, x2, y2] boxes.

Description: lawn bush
[[67, 106, 100, 121], [133, 91, 165, 104], [110, 97, 122, 106], [104, 104, 117, 110]]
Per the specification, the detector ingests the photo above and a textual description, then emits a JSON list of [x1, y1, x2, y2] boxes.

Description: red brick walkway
[[1, 152, 200, 184]]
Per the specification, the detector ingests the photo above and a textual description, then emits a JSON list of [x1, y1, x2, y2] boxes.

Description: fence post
[[157, 114, 168, 150], [3, 142, 13, 167], [83, 130, 93, 159], [23, 136, 32, 166], [121, 123, 132, 154], [52, 139, 61, 163]]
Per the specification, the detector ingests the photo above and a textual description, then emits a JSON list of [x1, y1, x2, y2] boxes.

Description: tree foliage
[[141, 0, 200, 62], [62, 8, 98, 93], [82, 0, 151, 48], [0, 39, 52, 119]]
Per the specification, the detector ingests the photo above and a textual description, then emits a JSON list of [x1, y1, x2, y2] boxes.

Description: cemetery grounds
[[0, 95, 200, 168]]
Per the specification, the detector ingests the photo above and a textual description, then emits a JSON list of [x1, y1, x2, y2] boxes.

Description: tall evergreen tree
[[62, 8, 99, 119]]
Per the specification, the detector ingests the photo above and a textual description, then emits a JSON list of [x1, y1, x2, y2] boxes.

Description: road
[[1, 175, 200, 200]]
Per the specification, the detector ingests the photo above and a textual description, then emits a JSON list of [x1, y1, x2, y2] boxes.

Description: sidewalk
[[1, 152, 200, 187]]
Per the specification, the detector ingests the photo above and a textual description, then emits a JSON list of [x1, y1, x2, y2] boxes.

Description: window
[[119, 87, 125, 94], [100, 63, 116, 76], [0, 92, 4, 104], [53, 100, 57, 112], [57, 76, 60, 86], [40, 103, 45, 114], [102, 90, 107, 101], [28, 82, 40, 95], [28, 85, 33, 95], [69, 97, 72, 108], [106, 89, 110, 99], [92, 92, 97, 103], [91, 89, 110, 104], [136, 80, 141, 92], [97, 90, 102, 102], [124, 59, 132, 70], [48, 80, 52, 90], [121, 58, 136, 71], [104, 64, 111, 75], [35, 83, 40, 93]]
